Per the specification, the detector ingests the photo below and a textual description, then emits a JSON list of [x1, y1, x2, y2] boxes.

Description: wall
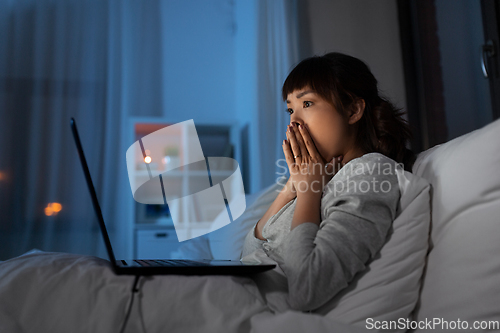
[[301, 0, 407, 113]]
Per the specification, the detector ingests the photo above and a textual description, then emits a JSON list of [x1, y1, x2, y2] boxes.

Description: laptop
[[70, 118, 275, 276]]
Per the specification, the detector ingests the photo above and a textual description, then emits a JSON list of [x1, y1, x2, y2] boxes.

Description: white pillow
[[171, 184, 283, 260], [208, 179, 284, 260], [318, 167, 430, 330], [239, 167, 431, 329], [412, 118, 500, 331]]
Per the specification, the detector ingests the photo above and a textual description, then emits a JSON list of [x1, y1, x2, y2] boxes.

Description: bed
[[0, 161, 432, 333], [2, 118, 500, 332]]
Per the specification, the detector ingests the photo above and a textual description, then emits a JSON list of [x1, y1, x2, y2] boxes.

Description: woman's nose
[[289, 113, 299, 125]]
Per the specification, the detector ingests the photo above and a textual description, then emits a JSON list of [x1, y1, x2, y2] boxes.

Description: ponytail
[[359, 97, 416, 171]]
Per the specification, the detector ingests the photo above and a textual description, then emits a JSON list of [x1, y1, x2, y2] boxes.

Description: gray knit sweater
[[241, 153, 400, 311]]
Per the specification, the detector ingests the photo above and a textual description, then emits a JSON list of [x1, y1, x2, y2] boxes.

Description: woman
[[242, 52, 415, 312]]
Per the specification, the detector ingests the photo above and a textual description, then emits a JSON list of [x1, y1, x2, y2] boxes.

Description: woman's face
[[286, 88, 359, 163]]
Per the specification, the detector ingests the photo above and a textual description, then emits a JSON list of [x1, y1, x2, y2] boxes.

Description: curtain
[[0, 0, 164, 260], [0, 0, 300, 259], [253, 0, 300, 191]]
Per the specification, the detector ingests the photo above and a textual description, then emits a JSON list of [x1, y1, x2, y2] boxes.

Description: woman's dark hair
[[282, 52, 416, 171]]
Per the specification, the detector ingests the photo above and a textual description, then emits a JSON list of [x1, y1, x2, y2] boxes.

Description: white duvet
[[0, 251, 266, 333], [0, 251, 370, 333]]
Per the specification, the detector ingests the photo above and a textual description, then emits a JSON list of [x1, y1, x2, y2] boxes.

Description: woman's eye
[[303, 101, 312, 108], [287, 108, 294, 115]]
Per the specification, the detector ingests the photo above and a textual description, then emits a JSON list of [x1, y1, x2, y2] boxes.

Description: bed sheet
[[0, 251, 269, 333], [0, 251, 372, 333]]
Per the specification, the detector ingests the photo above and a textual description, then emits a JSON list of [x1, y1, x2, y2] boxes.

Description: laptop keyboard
[[133, 259, 210, 267]]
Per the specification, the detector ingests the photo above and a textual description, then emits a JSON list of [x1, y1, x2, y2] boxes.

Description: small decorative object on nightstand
[[163, 145, 180, 170]]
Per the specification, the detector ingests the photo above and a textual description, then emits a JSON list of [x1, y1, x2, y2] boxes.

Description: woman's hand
[[280, 173, 297, 200], [283, 123, 343, 197]]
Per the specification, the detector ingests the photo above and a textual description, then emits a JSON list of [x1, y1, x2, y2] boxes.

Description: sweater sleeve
[[281, 155, 400, 311]]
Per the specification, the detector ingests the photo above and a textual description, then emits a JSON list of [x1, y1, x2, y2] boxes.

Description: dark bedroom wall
[[301, 0, 407, 118]]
